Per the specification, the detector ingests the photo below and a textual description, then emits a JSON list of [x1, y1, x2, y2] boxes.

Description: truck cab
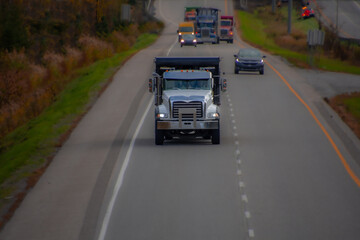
[[149, 57, 227, 145], [220, 16, 234, 43], [195, 8, 220, 44], [184, 7, 198, 22], [177, 22, 195, 42]]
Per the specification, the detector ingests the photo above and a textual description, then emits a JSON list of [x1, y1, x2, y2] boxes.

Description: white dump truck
[[149, 57, 227, 145]]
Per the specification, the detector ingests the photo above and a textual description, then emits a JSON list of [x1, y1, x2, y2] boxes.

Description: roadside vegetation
[[235, 3, 360, 140], [0, 0, 163, 228], [326, 93, 360, 139], [236, 5, 360, 74]]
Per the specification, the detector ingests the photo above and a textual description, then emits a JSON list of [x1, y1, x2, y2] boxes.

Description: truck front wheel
[[212, 128, 220, 144], [155, 121, 164, 145], [155, 129, 164, 145]]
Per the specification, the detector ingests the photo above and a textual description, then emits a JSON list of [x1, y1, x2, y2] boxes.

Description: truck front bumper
[[220, 36, 233, 40], [156, 120, 219, 130], [196, 37, 217, 44]]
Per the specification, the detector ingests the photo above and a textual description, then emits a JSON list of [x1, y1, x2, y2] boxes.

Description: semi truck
[[220, 16, 234, 43], [148, 57, 227, 145], [184, 7, 198, 22], [195, 7, 220, 44]]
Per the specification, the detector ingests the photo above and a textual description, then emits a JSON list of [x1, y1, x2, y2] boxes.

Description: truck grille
[[201, 29, 210, 38], [173, 101, 203, 119], [220, 29, 228, 35]]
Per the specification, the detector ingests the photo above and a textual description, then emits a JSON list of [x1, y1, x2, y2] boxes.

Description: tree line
[[0, 0, 142, 61], [0, 0, 162, 141]]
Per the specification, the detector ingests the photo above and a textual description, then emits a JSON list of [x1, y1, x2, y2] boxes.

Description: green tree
[[0, 1, 28, 51]]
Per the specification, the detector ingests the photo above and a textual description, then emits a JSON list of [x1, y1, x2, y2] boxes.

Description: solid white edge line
[[97, 1, 179, 236], [97, 99, 153, 240]]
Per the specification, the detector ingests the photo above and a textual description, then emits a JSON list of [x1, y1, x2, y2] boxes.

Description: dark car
[[234, 48, 265, 75], [180, 34, 197, 47]]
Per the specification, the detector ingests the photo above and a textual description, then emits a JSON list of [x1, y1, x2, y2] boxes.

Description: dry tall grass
[[0, 26, 161, 141]]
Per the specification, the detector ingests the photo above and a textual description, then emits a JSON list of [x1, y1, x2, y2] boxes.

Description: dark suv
[[234, 48, 265, 75]]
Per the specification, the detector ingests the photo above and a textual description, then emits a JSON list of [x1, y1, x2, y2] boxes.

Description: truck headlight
[[156, 113, 167, 119], [207, 112, 219, 119]]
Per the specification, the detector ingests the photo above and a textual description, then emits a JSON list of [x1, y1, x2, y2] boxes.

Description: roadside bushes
[[0, 22, 162, 143], [79, 35, 114, 64]]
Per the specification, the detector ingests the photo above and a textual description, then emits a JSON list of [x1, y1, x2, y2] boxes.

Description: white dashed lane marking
[[226, 94, 256, 239]]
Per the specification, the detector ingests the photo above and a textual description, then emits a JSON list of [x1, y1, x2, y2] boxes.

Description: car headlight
[[179, 32, 182, 35], [207, 112, 219, 119], [181, 39, 185, 43], [260, 59, 264, 63], [193, 39, 197, 43]]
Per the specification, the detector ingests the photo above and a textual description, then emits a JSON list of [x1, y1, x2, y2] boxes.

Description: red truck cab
[[220, 16, 234, 43]]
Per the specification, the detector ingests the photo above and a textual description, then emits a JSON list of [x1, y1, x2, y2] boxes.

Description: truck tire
[[155, 121, 164, 145], [212, 128, 220, 144], [155, 129, 164, 145], [259, 67, 264, 75]]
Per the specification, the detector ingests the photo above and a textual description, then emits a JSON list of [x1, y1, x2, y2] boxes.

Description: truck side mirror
[[148, 78, 153, 93]]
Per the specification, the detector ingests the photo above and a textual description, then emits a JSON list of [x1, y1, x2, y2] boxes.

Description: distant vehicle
[[301, 6, 315, 19], [180, 34, 197, 47], [177, 22, 195, 42], [184, 7, 198, 22], [195, 7, 220, 44], [234, 48, 265, 75], [220, 16, 234, 43]]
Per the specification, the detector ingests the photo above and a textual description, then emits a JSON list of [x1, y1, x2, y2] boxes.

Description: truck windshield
[[198, 23, 213, 28], [164, 79, 211, 90], [221, 21, 231, 26], [179, 27, 193, 32]]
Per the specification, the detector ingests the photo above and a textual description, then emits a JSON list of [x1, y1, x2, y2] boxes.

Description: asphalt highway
[[314, 0, 360, 39], [0, 0, 360, 240]]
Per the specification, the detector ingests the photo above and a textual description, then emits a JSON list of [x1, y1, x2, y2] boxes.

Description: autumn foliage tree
[[0, 0, 162, 140]]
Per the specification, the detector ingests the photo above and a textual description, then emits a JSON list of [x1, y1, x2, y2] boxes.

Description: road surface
[[1, 0, 360, 240], [314, 0, 360, 39]]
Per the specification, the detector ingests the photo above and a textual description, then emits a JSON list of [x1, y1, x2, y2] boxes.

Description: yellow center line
[[266, 61, 360, 188], [233, 14, 360, 187]]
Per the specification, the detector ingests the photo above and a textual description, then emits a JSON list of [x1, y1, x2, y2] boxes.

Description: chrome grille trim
[[173, 101, 203, 118], [201, 29, 210, 37], [220, 29, 228, 35]]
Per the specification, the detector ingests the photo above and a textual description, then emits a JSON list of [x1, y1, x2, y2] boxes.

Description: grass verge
[[0, 33, 158, 221], [327, 93, 360, 139], [237, 8, 360, 141], [236, 9, 360, 75]]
